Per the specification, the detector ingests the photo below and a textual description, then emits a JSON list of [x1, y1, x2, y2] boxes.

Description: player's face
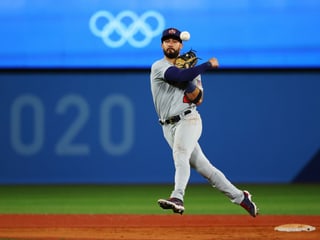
[[162, 38, 182, 59]]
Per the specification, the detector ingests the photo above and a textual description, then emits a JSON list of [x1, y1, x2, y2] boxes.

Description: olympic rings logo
[[89, 10, 165, 48]]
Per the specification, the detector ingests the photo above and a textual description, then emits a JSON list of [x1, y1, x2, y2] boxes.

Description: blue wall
[[0, 70, 319, 184]]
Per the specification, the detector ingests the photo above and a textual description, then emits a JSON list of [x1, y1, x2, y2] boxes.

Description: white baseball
[[180, 31, 190, 41]]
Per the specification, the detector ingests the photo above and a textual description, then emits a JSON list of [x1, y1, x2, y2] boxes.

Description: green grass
[[0, 184, 319, 215]]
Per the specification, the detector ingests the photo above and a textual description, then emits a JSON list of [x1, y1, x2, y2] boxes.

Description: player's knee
[[173, 149, 191, 165]]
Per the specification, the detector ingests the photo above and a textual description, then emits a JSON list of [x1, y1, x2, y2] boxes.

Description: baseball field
[[0, 184, 319, 239]]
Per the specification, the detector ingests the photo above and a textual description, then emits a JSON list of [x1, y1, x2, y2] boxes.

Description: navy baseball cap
[[161, 28, 182, 43]]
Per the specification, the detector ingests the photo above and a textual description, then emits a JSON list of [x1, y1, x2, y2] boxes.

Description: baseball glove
[[175, 49, 198, 69], [175, 50, 203, 106]]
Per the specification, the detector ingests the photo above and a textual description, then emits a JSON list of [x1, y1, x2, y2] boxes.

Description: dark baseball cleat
[[240, 190, 259, 217], [158, 197, 185, 214]]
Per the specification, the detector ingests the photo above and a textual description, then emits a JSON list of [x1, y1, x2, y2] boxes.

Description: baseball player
[[150, 27, 258, 217]]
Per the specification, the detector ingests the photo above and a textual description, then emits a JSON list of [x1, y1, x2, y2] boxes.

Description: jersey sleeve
[[164, 62, 212, 83], [151, 60, 172, 81]]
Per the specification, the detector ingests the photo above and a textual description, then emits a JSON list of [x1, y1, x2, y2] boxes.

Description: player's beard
[[163, 48, 179, 59]]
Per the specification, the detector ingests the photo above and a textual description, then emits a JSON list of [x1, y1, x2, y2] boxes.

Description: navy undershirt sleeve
[[185, 81, 196, 93], [164, 62, 212, 82]]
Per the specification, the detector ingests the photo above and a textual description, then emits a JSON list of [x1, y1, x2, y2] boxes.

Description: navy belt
[[159, 110, 192, 125]]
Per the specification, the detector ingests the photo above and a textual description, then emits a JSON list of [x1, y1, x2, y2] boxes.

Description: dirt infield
[[0, 214, 319, 240]]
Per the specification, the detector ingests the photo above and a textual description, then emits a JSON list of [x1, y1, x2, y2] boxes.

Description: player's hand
[[208, 58, 219, 68]]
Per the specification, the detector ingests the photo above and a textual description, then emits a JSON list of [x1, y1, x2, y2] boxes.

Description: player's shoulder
[[152, 58, 165, 68], [151, 58, 171, 72]]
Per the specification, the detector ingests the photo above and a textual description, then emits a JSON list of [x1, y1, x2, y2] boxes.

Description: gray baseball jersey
[[150, 57, 202, 121]]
